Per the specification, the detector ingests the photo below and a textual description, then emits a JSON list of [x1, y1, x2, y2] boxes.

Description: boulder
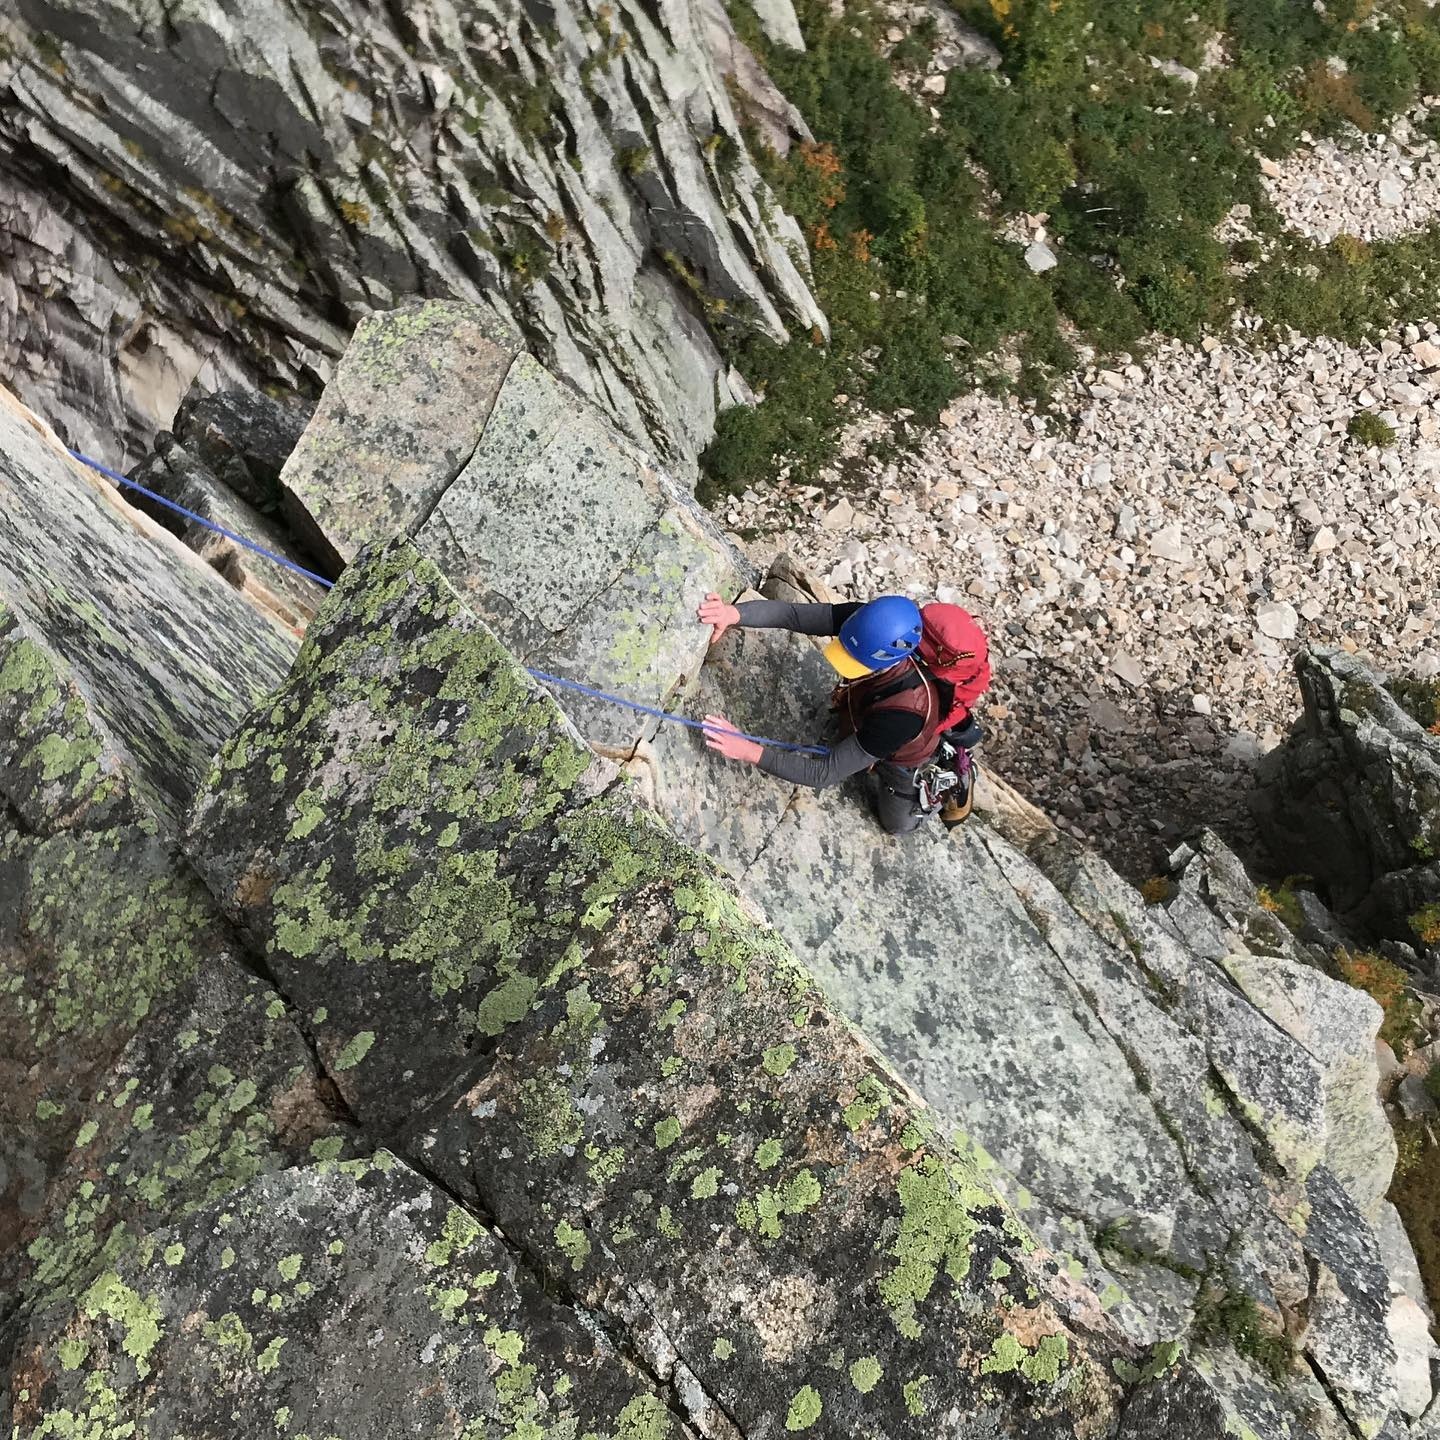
[[1219, 951, 1395, 1216], [185, 538, 1149, 1437], [171, 389, 314, 510], [0, 386, 298, 829], [1255, 649, 1440, 961], [280, 303, 524, 573], [417, 353, 741, 748]]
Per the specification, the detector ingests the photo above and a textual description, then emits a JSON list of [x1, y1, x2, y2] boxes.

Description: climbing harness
[[64, 448, 830, 759], [915, 738, 970, 815]]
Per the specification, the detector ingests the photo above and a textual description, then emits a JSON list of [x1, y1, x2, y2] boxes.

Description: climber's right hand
[[698, 593, 740, 645]]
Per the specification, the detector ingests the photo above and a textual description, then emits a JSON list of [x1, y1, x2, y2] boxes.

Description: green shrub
[[699, 0, 1440, 495], [1256, 881, 1307, 935], [1411, 903, 1440, 947], [1052, 256, 1147, 353], [1335, 949, 1422, 1053], [1348, 411, 1397, 448], [1388, 676, 1440, 729]]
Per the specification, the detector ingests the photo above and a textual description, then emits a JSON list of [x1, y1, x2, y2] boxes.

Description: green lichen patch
[[762, 1042, 797, 1076], [0, 611, 130, 833], [13, 1157, 677, 1438], [554, 1219, 591, 1271], [8, 961, 341, 1341], [849, 1355, 883, 1393], [842, 1074, 891, 1132], [2, 823, 223, 1056], [178, 541, 1125, 1437], [785, 1384, 822, 1431]]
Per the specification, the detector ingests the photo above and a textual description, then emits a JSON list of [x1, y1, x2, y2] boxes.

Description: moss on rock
[[186, 539, 1136, 1436]]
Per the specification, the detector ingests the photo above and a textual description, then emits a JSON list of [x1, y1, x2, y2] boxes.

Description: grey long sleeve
[[757, 732, 880, 790], [733, 599, 878, 788], [734, 599, 839, 637]]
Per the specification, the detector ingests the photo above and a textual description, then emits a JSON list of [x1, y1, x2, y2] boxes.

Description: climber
[[698, 591, 991, 834]]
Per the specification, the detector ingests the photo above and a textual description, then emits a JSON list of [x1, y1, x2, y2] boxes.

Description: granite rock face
[[1256, 648, 1440, 972], [0, 0, 825, 474], [264, 304, 1436, 1438], [0, 387, 299, 828], [281, 305, 745, 745], [4, 322, 1436, 1438], [186, 539, 1146, 1438], [0, 384, 308, 1361]]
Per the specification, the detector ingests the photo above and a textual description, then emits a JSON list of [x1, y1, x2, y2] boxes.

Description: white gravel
[[723, 323, 1440, 868], [1262, 102, 1440, 244]]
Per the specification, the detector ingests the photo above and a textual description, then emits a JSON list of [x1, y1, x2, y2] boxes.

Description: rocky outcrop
[[6, 311, 1438, 1437], [127, 434, 323, 631], [184, 538, 1156, 1437], [0, 0, 826, 474], [0, 381, 305, 1330], [269, 302, 1437, 1438], [0, 386, 298, 827], [0, 452, 1168, 1434], [1256, 648, 1440, 975]]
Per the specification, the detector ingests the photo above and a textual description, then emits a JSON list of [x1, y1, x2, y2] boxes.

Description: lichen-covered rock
[[0, 0, 825, 473], [1220, 950, 1395, 1217], [0, 387, 298, 829], [417, 352, 741, 748], [186, 538, 1149, 1437], [280, 302, 523, 572], [1298, 1166, 1401, 1434], [1255, 648, 1440, 966], [0, 821, 234, 1268], [0, 605, 134, 836], [1, 958, 343, 1343], [9, 1156, 690, 1440], [288, 300, 1422, 1434]]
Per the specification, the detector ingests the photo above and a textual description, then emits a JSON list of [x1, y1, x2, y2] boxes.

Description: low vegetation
[[1334, 947, 1422, 1053], [1256, 880, 1307, 935], [1388, 675, 1440, 729], [1390, 1119, 1440, 1326], [701, 0, 1440, 493], [1190, 1285, 1296, 1382], [1347, 410, 1398, 448]]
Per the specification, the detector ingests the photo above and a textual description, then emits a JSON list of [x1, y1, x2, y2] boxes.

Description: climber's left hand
[[703, 714, 763, 765]]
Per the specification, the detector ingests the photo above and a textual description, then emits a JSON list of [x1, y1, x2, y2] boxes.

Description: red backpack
[[918, 603, 991, 732]]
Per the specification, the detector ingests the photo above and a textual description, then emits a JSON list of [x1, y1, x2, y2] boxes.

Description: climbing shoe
[[940, 772, 975, 830]]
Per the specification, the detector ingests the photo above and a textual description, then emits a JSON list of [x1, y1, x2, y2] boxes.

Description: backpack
[[918, 603, 991, 733]]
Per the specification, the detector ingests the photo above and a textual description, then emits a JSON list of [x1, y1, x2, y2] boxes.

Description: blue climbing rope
[[65, 447, 830, 758], [69, 450, 337, 589], [526, 670, 829, 755]]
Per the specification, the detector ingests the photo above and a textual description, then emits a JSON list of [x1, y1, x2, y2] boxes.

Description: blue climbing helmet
[[823, 595, 923, 680]]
